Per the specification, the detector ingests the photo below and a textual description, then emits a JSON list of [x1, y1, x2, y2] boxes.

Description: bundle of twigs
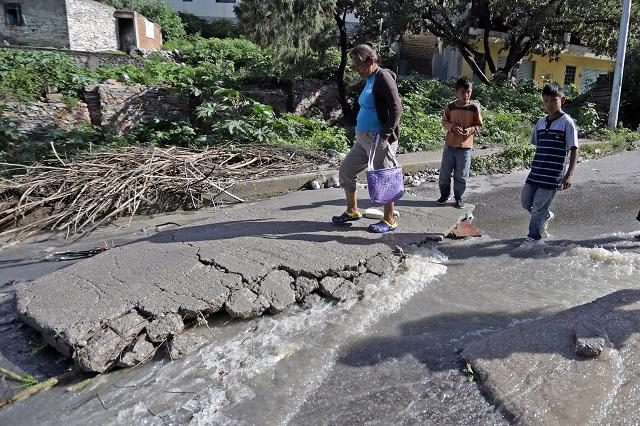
[[0, 145, 324, 245]]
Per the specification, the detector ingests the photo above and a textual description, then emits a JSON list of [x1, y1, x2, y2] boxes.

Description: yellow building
[[404, 32, 615, 92], [460, 34, 614, 91]]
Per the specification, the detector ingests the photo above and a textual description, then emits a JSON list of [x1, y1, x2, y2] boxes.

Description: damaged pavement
[[13, 188, 473, 373]]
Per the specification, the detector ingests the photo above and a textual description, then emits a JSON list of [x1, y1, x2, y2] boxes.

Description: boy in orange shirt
[[437, 77, 483, 209]]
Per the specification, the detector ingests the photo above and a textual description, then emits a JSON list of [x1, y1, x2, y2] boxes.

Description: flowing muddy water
[[1, 151, 639, 425]]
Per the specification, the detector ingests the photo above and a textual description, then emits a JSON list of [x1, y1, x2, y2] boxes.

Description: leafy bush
[[163, 36, 280, 85], [0, 50, 97, 101], [124, 119, 204, 148], [471, 79, 541, 123], [471, 141, 535, 173], [474, 110, 532, 146], [97, 54, 199, 89], [574, 102, 602, 136], [398, 92, 444, 152], [195, 88, 348, 152]]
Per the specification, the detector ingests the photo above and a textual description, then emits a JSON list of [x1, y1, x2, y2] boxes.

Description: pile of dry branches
[[0, 145, 325, 245]]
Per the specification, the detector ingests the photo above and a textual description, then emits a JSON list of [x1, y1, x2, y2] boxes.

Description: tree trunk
[[483, 28, 496, 75], [458, 46, 491, 84], [334, 12, 354, 123]]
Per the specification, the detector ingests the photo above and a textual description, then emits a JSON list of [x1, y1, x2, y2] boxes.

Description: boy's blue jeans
[[521, 183, 557, 240], [438, 145, 471, 201]]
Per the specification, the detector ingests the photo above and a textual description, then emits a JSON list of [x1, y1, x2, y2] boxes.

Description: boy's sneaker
[[436, 195, 450, 205], [542, 211, 555, 237], [454, 199, 465, 209]]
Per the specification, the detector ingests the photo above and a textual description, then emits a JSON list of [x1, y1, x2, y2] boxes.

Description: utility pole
[[608, 0, 633, 129]]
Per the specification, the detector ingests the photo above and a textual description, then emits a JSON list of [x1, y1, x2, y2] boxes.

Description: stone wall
[[291, 80, 341, 121], [66, 0, 118, 52], [0, 0, 70, 48], [239, 84, 290, 114], [1, 80, 342, 138], [89, 84, 193, 132], [2, 100, 91, 134], [239, 80, 342, 121]]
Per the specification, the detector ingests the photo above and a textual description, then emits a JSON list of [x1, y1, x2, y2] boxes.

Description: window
[[4, 3, 25, 26], [145, 18, 154, 39], [216, 0, 237, 3], [564, 65, 577, 86]]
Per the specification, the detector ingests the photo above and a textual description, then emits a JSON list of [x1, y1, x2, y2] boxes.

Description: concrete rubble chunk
[[74, 329, 130, 373], [330, 280, 360, 302], [319, 277, 359, 302], [146, 313, 184, 343], [463, 289, 640, 425], [72, 310, 150, 372], [225, 288, 270, 319], [169, 333, 210, 361], [319, 277, 344, 297], [365, 253, 397, 277], [353, 272, 381, 289], [118, 336, 155, 368], [293, 276, 319, 301], [259, 270, 296, 314], [574, 321, 608, 358]]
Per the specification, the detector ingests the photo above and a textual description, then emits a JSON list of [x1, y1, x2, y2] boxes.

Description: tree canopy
[[374, 0, 639, 83]]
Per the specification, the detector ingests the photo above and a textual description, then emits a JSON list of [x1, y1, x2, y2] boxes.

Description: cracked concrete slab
[[463, 289, 640, 425], [15, 188, 471, 372]]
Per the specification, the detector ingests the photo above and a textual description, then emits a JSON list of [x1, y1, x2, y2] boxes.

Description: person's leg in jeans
[[521, 183, 556, 240], [438, 145, 456, 200], [338, 139, 368, 216], [453, 148, 471, 201]]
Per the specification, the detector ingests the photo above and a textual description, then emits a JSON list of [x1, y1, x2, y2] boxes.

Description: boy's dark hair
[[542, 82, 564, 98], [455, 77, 473, 90]]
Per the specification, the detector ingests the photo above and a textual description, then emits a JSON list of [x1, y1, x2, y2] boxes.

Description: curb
[[208, 148, 500, 204]]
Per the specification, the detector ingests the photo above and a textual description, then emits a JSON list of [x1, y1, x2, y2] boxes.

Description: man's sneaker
[[518, 236, 545, 248], [436, 195, 450, 205], [542, 211, 555, 237], [454, 199, 465, 209]]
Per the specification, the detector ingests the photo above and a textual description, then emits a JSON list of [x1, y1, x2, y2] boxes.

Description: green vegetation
[[1, 23, 638, 173], [0, 50, 96, 102]]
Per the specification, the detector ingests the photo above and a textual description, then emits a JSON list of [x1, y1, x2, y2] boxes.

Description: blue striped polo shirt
[[526, 113, 578, 189]]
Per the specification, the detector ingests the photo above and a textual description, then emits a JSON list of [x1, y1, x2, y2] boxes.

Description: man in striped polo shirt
[[520, 83, 579, 246]]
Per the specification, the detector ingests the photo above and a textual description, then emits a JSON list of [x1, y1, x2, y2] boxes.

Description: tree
[[235, 0, 373, 121], [102, 0, 186, 41], [375, 0, 639, 84]]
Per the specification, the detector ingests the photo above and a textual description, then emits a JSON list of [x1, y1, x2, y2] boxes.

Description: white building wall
[[66, 0, 118, 51]]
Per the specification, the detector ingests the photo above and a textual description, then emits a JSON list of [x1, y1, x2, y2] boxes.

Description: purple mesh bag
[[366, 134, 404, 204]]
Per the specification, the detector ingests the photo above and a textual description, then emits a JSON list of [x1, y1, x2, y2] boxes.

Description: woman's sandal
[[367, 220, 398, 234], [331, 211, 363, 224]]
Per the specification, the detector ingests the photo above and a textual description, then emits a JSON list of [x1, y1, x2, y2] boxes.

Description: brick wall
[[0, 0, 70, 48], [66, 0, 118, 52], [134, 12, 162, 50]]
